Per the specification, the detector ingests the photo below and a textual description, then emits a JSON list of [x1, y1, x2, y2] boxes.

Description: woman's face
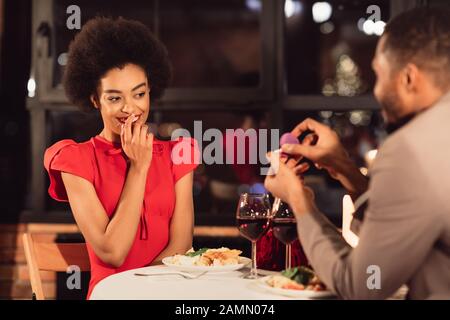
[[92, 63, 150, 138]]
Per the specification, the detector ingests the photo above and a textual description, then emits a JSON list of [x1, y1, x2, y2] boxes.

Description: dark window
[[285, 0, 390, 96], [51, 0, 262, 89], [159, 0, 261, 88]]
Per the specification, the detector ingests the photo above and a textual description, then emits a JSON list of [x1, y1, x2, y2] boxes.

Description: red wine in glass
[[271, 200, 298, 270], [272, 218, 298, 245], [237, 217, 270, 241]]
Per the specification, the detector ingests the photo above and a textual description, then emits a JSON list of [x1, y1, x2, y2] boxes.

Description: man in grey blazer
[[265, 7, 450, 299]]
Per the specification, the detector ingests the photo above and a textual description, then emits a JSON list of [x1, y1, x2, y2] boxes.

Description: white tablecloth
[[90, 265, 302, 300]]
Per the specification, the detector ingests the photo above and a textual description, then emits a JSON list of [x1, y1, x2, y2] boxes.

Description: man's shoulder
[[404, 97, 450, 140], [372, 93, 450, 211]]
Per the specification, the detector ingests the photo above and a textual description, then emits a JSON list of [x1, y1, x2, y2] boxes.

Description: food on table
[[170, 247, 243, 267], [265, 266, 326, 291]]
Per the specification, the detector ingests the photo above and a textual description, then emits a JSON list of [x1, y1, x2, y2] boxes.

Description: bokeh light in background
[[312, 2, 332, 23]]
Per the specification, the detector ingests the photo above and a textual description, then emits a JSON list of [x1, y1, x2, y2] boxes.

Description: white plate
[[255, 276, 336, 299], [162, 256, 251, 273]]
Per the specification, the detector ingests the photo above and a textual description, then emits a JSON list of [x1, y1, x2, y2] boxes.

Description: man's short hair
[[383, 7, 450, 88]]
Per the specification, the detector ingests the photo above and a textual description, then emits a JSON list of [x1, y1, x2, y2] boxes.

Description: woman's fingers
[[140, 124, 148, 145], [132, 120, 142, 144], [124, 114, 133, 144]]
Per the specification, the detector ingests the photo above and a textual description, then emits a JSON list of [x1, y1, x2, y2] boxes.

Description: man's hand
[[283, 118, 348, 178], [282, 118, 369, 200], [264, 152, 315, 216]]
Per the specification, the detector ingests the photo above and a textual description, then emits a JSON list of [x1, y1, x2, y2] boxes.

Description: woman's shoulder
[[44, 138, 96, 202], [44, 138, 95, 170]]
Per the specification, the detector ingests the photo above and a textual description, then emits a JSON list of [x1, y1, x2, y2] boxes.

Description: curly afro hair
[[63, 17, 172, 112]]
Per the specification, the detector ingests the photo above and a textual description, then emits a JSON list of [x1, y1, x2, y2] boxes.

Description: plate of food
[[162, 247, 251, 273], [255, 266, 336, 299]]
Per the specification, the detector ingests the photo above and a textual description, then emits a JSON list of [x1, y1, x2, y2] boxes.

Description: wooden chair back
[[22, 232, 90, 300]]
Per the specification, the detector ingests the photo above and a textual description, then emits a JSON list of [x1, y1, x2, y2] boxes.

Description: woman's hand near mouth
[[117, 114, 141, 126], [120, 114, 153, 172]]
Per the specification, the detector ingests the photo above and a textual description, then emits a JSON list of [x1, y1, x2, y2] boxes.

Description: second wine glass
[[271, 199, 298, 270]]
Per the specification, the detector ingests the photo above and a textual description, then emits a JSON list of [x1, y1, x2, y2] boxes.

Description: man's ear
[[403, 63, 420, 93], [90, 94, 100, 109]]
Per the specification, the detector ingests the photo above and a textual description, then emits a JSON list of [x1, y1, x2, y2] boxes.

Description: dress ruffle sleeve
[[44, 139, 94, 202], [169, 137, 200, 183]]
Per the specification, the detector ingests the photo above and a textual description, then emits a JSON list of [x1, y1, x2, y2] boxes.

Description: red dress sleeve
[[170, 137, 200, 183], [43, 139, 94, 202]]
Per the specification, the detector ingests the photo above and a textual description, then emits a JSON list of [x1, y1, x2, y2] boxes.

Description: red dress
[[43, 135, 199, 299]]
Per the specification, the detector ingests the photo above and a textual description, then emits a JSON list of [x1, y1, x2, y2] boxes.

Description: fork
[[134, 271, 207, 279]]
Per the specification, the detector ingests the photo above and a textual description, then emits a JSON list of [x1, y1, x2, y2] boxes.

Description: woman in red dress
[[43, 17, 198, 299]]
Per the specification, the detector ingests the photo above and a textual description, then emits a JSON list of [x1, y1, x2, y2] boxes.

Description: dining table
[[89, 265, 320, 300]]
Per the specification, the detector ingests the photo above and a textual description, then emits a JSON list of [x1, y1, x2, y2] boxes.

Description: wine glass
[[236, 193, 271, 279], [271, 199, 298, 270]]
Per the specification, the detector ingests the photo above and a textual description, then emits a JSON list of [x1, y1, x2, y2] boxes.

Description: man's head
[[372, 7, 450, 125]]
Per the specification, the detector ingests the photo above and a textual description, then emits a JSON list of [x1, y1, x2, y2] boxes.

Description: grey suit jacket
[[297, 91, 450, 300]]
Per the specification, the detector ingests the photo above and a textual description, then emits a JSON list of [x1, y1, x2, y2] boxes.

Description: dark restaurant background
[[0, 0, 449, 299]]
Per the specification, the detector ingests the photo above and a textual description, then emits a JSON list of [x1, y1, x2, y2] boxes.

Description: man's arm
[[291, 137, 442, 299]]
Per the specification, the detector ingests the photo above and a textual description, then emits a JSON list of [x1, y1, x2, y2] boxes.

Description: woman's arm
[[62, 117, 153, 268], [62, 166, 148, 267], [150, 172, 195, 265]]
